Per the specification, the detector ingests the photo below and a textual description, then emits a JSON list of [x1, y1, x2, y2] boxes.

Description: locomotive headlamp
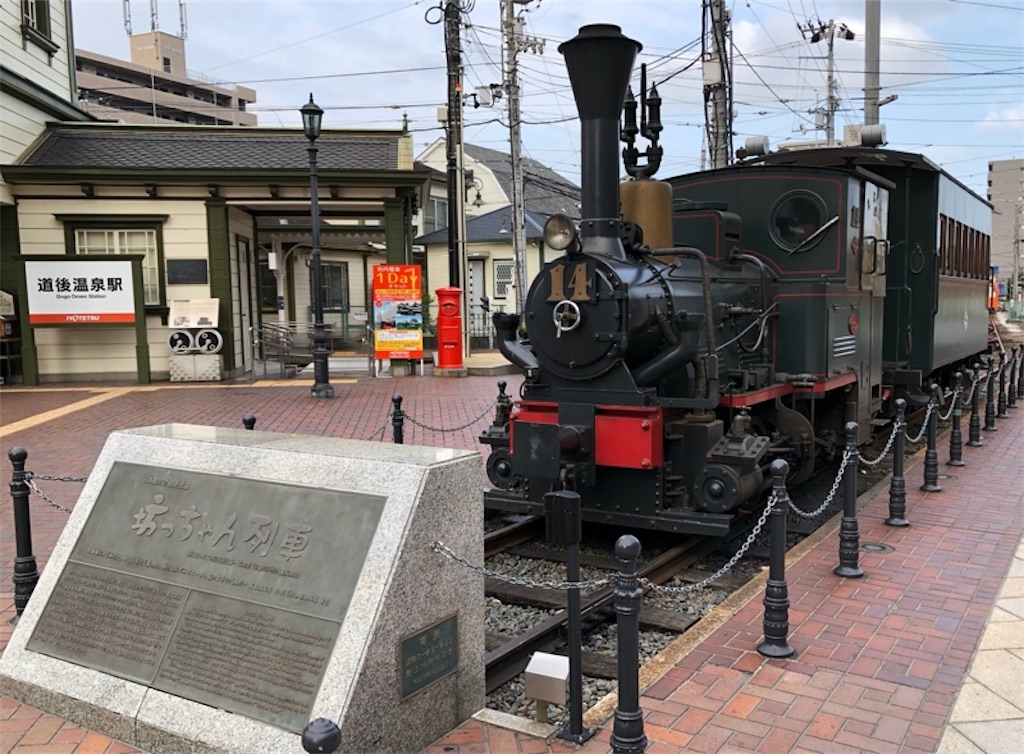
[[544, 214, 579, 253]]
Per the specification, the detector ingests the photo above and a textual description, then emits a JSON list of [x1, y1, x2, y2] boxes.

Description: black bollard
[[834, 422, 865, 577], [242, 413, 256, 430], [997, 351, 1009, 418], [947, 372, 965, 467], [610, 534, 647, 754], [968, 363, 983, 447], [301, 718, 341, 753], [758, 459, 795, 658], [984, 356, 998, 431], [544, 490, 592, 744], [920, 384, 942, 492], [886, 399, 910, 527], [9, 447, 39, 625], [391, 394, 405, 444], [1018, 348, 1024, 400], [1008, 348, 1019, 409]]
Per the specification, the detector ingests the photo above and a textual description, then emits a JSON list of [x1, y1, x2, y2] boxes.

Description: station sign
[[25, 260, 136, 325]]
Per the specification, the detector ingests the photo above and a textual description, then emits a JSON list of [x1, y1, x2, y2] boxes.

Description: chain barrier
[[963, 374, 982, 407], [906, 401, 935, 443], [404, 400, 498, 434], [937, 388, 961, 422], [24, 475, 74, 513], [787, 449, 850, 519], [642, 493, 776, 595], [860, 421, 904, 466], [431, 541, 610, 591], [365, 412, 393, 441]]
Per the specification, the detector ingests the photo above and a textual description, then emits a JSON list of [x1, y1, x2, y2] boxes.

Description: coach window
[[58, 215, 168, 308], [769, 191, 828, 251]]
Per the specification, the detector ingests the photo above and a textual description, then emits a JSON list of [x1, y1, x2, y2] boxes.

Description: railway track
[[482, 531, 722, 693]]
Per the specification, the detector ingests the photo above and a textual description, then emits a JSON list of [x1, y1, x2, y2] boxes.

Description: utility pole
[[702, 0, 732, 168], [502, 0, 542, 316], [443, 0, 464, 289], [799, 19, 854, 146], [864, 0, 880, 125]]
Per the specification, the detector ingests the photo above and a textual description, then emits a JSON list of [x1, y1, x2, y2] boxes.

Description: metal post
[[758, 459, 795, 658], [543, 489, 591, 744], [302, 718, 341, 753], [306, 116, 334, 400], [242, 414, 256, 430], [610, 534, 646, 754], [1007, 347, 1018, 409], [886, 398, 910, 527], [1018, 348, 1024, 400], [920, 384, 941, 492], [984, 356, 998, 431], [9, 447, 39, 625], [947, 372, 964, 466], [997, 351, 1009, 418], [834, 422, 864, 578], [392, 394, 405, 444], [968, 362, 983, 447]]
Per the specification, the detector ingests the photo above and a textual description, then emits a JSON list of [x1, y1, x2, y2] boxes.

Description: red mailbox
[[435, 286, 464, 370]]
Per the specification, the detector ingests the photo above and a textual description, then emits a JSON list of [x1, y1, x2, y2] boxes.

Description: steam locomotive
[[480, 24, 992, 535]]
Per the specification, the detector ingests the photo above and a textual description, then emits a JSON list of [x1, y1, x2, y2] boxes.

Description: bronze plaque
[[399, 615, 459, 700], [28, 462, 386, 733]]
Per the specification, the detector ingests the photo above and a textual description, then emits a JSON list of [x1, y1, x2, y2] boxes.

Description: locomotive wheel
[[486, 448, 518, 489]]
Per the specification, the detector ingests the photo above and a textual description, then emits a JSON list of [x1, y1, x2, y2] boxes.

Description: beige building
[[413, 139, 580, 333], [1, 120, 428, 384], [76, 30, 256, 126], [987, 158, 1024, 294]]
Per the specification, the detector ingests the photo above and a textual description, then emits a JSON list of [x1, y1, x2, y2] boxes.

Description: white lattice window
[[21, 0, 55, 50], [494, 260, 514, 299], [76, 229, 160, 305]]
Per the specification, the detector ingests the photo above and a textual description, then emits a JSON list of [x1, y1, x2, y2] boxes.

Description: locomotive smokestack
[[559, 24, 641, 259]]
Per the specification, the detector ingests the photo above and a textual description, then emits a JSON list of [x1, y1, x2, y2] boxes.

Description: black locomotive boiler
[[480, 24, 991, 536]]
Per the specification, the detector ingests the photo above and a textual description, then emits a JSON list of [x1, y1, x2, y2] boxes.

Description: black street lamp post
[[301, 93, 334, 398]]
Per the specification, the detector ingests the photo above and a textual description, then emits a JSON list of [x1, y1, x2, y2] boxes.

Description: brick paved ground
[[430, 391, 1024, 753], [2, 372, 1022, 754], [0, 373, 516, 754]]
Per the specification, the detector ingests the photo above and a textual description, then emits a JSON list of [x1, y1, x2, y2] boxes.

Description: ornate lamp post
[[301, 93, 334, 398]]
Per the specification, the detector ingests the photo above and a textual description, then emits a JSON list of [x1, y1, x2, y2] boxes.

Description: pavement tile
[[3, 377, 1024, 754], [953, 718, 1024, 754], [948, 681, 1024, 722]]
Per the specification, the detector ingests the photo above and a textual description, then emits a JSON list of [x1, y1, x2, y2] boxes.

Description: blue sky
[[71, 0, 1023, 197]]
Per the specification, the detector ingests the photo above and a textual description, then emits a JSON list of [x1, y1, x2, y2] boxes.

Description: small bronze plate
[[28, 461, 386, 733], [399, 614, 459, 700]]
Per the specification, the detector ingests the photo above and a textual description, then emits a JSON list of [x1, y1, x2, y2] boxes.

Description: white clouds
[[70, 0, 1023, 194]]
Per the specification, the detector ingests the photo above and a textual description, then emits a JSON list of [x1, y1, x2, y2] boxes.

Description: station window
[[75, 229, 161, 305], [769, 191, 828, 251], [320, 262, 349, 311]]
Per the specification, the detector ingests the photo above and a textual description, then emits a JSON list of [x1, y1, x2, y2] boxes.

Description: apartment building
[[987, 158, 1023, 291], [76, 30, 256, 126]]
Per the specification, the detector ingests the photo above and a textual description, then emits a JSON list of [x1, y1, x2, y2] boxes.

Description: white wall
[[17, 197, 211, 381], [1, 0, 76, 204]]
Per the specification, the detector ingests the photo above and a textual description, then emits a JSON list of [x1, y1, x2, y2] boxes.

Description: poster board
[[372, 264, 422, 360], [168, 299, 219, 329]]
